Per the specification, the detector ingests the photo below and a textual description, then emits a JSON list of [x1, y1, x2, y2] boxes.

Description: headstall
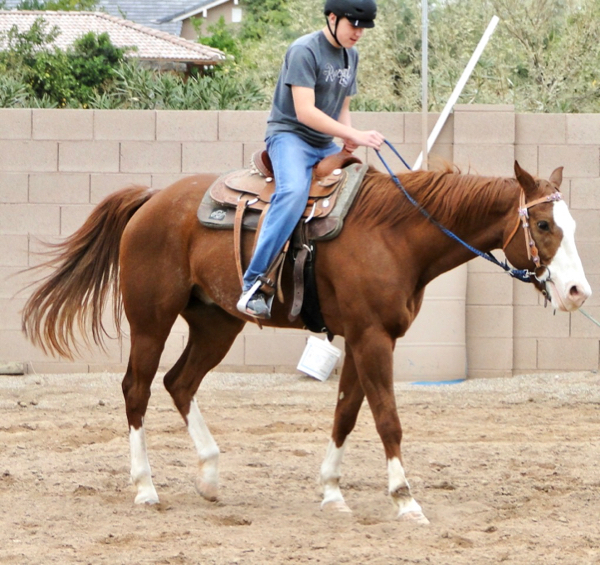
[[503, 189, 563, 283]]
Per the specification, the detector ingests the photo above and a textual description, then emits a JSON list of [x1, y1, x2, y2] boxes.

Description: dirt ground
[[1, 370, 599, 565]]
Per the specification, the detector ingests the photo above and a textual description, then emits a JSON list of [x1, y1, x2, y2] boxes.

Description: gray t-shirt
[[265, 31, 359, 147]]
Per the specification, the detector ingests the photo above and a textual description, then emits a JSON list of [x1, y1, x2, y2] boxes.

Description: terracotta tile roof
[[0, 10, 226, 65], [0, 0, 194, 35]]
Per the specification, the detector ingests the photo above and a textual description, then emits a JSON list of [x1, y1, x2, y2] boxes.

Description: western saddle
[[205, 148, 364, 324]]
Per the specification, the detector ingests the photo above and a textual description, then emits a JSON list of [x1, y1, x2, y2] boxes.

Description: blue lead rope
[[375, 140, 532, 283]]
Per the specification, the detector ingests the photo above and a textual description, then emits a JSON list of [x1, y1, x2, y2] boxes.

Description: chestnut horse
[[22, 160, 590, 524]]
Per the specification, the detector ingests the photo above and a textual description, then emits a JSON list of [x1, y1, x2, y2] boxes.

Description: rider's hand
[[349, 129, 385, 150], [342, 139, 359, 153]]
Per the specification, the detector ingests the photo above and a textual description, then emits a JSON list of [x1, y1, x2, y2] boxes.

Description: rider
[[237, 0, 385, 319]]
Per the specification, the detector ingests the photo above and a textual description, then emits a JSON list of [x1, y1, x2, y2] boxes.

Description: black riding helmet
[[324, 0, 377, 66], [324, 0, 377, 29]]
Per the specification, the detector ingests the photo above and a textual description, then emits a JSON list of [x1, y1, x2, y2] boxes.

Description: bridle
[[502, 188, 563, 290]]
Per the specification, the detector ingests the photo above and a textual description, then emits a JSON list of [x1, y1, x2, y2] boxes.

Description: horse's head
[[504, 162, 591, 311]]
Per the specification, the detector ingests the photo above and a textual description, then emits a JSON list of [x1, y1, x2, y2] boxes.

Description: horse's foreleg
[[321, 346, 364, 513], [351, 332, 429, 524]]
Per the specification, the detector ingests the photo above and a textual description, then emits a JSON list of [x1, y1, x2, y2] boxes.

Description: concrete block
[[0, 109, 31, 139], [394, 344, 466, 381], [468, 252, 508, 274], [515, 114, 566, 145], [351, 112, 405, 143], [512, 337, 537, 370], [576, 242, 600, 275], [33, 109, 93, 140], [150, 174, 191, 189], [218, 111, 268, 142], [0, 173, 28, 203], [158, 332, 186, 369], [120, 141, 182, 174], [29, 173, 90, 204], [59, 141, 120, 173], [513, 278, 543, 306], [514, 145, 538, 175], [0, 296, 25, 331], [570, 178, 600, 210], [90, 173, 152, 204], [0, 329, 46, 363], [566, 114, 600, 145], [60, 204, 95, 236], [242, 142, 266, 168], [537, 338, 598, 371], [94, 110, 156, 140], [453, 144, 515, 177], [0, 235, 28, 267], [468, 368, 513, 379], [404, 112, 454, 145], [244, 332, 307, 366], [467, 305, 512, 338], [455, 104, 514, 113], [539, 145, 599, 178], [513, 306, 570, 338], [157, 110, 218, 141], [571, 307, 600, 338], [455, 110, 515, 145], [182, 142, 243, 174], [570, 209, 600, 242], [467, 272, 513, 306], [365, 143, 421, 172], [0, 203, 60, 235], [580, 274, 600, 307], [467, 337, 513, 371], [403, 298, 465, 345], [220, 334, 245, 365], [0, 141, 58, 172], [0, 266, 30, 298]]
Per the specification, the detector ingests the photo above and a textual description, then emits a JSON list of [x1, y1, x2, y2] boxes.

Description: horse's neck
[[414, 176, 520, 285]]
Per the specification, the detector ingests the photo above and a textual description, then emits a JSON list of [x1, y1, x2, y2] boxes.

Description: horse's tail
[[22, 186, 157, 360]]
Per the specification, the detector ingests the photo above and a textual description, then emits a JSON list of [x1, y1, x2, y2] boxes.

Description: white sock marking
[[320, 439, 347, 507], [129, 424, 159, 504]]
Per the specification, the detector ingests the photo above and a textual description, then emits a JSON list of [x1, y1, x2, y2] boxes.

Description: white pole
[[421, 0, 428, 171], [413, 15, 500, 170]]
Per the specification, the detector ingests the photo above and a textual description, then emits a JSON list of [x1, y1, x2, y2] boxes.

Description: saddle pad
[[198, 163, 368, 240]]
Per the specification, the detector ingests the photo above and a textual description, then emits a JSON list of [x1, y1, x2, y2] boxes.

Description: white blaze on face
[[548, 201, 591, 311]]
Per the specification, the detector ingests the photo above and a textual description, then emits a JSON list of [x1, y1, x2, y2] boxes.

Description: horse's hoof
[[321, 500, 352, 513], [134, 492, 159, 505], [195, 479, 219, 502], [398, 510, 430, 525]]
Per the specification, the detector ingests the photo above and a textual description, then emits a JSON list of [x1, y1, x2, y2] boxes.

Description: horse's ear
[[549, 166, 563, 189], [514, 161, 536, 196]]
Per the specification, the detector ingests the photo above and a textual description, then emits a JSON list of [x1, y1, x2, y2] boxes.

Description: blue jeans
[[242, 133, 340, 291]]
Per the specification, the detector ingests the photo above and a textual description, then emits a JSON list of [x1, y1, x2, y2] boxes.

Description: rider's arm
[[292, 86, 383, 150]]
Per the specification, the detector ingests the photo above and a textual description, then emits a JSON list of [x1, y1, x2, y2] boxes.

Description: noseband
[[503, 189, 563, 290]]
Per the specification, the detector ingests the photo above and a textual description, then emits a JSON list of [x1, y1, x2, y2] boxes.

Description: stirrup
[[237, 280, 274, 320]]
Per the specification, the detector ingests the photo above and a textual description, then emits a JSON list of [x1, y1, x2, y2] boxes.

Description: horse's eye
[[537, 220, 550, 231]]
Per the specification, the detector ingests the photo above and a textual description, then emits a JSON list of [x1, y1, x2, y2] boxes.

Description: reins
[[375, 140, 533, 283]]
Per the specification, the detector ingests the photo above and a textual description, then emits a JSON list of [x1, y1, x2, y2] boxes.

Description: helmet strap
[[326, 15, 349, 68]]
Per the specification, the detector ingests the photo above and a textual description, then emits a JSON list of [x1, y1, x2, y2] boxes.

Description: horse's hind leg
[[320, 344, 365, 513], [163, 300, 245, 502], [122, 330, 172, 505]]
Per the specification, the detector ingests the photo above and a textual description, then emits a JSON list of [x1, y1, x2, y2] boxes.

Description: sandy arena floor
[[1, 370, 599, 564]]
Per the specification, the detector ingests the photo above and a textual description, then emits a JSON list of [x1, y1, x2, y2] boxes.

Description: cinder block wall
[[0, 107, 598, 378]]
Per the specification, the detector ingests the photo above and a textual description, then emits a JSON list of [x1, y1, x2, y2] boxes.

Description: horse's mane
[[353, 164, 519, 231]]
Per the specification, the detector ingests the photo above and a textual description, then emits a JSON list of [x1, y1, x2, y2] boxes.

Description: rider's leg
[[237, 133, 338, 317]]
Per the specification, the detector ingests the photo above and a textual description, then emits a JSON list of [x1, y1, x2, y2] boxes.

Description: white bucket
[[297, 336, 342, 381]]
